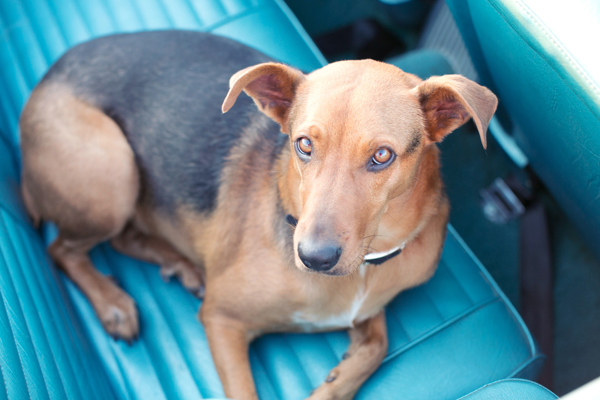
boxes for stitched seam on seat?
[0,299,30,399]
[0,235,11,400]
[251,345,282,400]
[0,218,33,400]
[0,201,40,238]
[16,226,81,399]
[321,331,344,361]
[387,305,411,343]
[16,9,52,66]
[0,3,49,83]
[0,293,16,399]
[40,240,115,400]
[88,0,119,33]
[447,226,536,356]
[420,288,445,321]
[0,301,33,400]
[0,30,29,117]
[456,378,557,400]
[382,297,499,363]
[204,4,270,32]
[507,354,546,379]
[3,216,65,399]
[205,0,228,18]
[31,234,101,399]
[141,263,206,399]
[0,214,49,399]
[123,0,147,30]
[45,0,80,47]
[100,338,134,400]
[487,0,600,117]
[0,352,8,400]
[98,0,120,33]
[439,258,477,305]
[179,0,204,27]
[69,0,96,38]
[154,0,175,27]
[270,0,327,67]
[283,334,314,391]
[513,0,600,98]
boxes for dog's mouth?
[287,215,374,276]
[297,262,349,276]
[293,241,370,277]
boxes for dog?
[20,30,497,400]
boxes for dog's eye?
[296,137,312,156]
[372,148,392,165]
[368,148,395,171]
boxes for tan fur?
[20,59,497,400]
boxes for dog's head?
[223,60,497,276]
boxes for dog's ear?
[222,62,305,133]
[410,75,497,149]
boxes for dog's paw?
[96,288,139,342]
[160,260,205,298]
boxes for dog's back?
[40,30,279,213]
[19,31,284,339]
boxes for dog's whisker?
[383,211,401,225]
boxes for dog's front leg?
[308,311,388,400]
[203,314,258,400]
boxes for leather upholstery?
[0,138,116,400]
[0,0,553,398]
[459,379,558,400]
[447,0,600,258]
[47,222,545,399]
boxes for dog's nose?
[298,242,342,272]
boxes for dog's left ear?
[410,75,498,149]
[222,62,305,133]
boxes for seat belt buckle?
[480,177,526,224]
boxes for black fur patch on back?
[44,31,280,213]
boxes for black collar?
[285,214,402,265]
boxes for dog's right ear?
[222,62,305,133]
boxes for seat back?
[447,0,600,258]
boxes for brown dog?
[20,31,496,399]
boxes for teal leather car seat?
[447,0,600,259]
[0,0,556,398]
[459,379,558,400]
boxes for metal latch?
[480,177,526,224]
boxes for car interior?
[0,0,598,398]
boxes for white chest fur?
[291,264,375,332]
